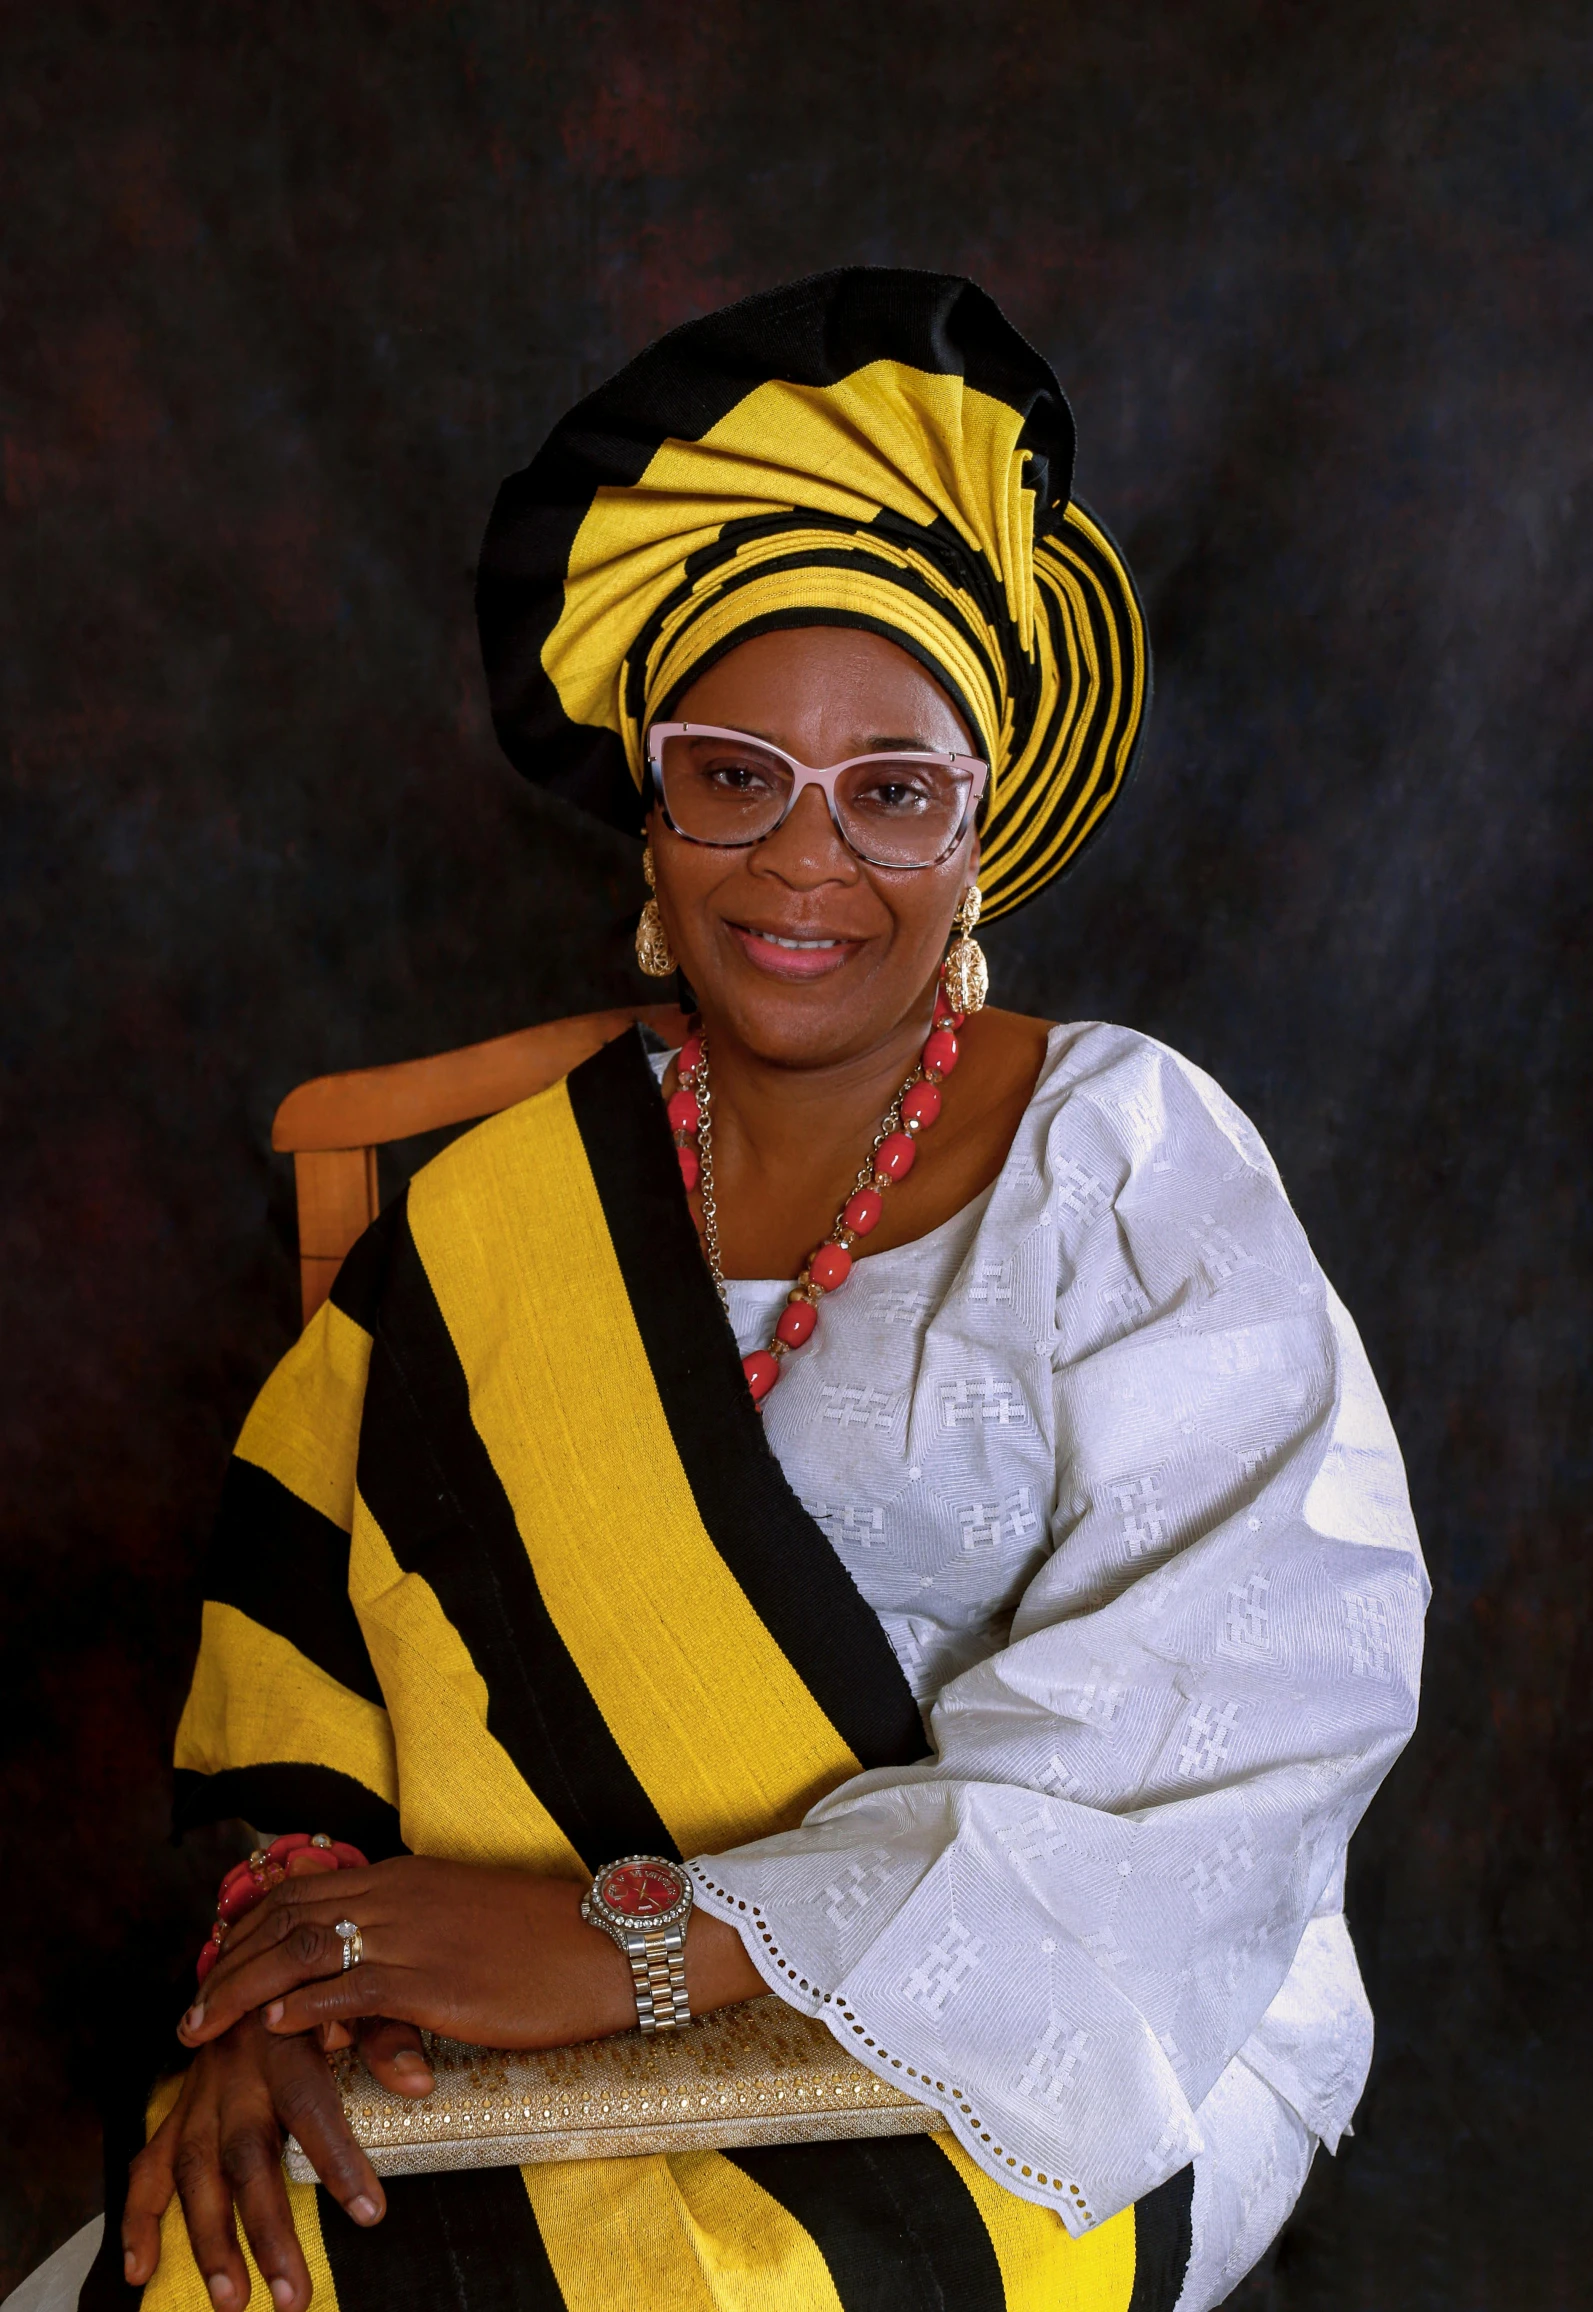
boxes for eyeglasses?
[646,722,988,871]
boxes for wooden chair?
[272,1005,689,1324]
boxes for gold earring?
[943,883,989,1016]
[635,843,677,978]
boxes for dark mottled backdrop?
[3,1,1589,2303]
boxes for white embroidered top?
[671,1023,1426,2255]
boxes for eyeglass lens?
[657,732,975,867]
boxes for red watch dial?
[599,1862,683,1919]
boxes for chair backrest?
[272,1004,689,1324]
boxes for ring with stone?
[334,1918,363,1970]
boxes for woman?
[104,270,1422,2312]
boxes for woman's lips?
[727,923,863,980]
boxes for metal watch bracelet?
[621,1925,692,2033]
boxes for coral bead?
[678,1032,704,1079]
[776,1300,817,1348]
[874,1131,918,1183]
[843,1187,884,1235]
[902,1080,942,1131]
[677,1144,700,1192]
[810,1241,853,1292]
[921,1028,959,1078]
[284,1848,339,1878]
[666,1086,700,1134]
[743,1350,781,1401]
[933,983,965,1029]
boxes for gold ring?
[334,1918,363,1970]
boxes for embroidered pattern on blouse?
[687,1861,1100,2227]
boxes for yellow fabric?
[235,1298,372,1530]
[981,520,1146,915]
[666,2154,846,2312]
[524,2151,844,2312]
[407,1080,863,1858]
[143,2180,335,2312]
[934,2136,1137,2311]
[174,1600,397,1804]
[351,1498,589,1876]
[642,545,1006,766]
[551,367,1035,764]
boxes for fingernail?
[265,2000,284,2025]
[183,2004,205,2033]
[349,2194,380,2225]
[123,2251,138,2278]
[271,2280,295,2310]
[391,2049,426,2072]
[207,2277,235,2308]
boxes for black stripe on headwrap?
[626,505,1013,749]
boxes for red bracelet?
[196,1831,368,1984]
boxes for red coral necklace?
[667,973,966,1404]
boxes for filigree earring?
[635,844,677,978]
[943,883,989,1016]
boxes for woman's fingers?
[182,1907,364,2045]
[356,2015,436,2097]
[217,1864,384,1967]
[263,2033,386,2230]
[122,2099,181,2288]
[171,2112,253,2311]
[261,1963,403,2038]
[219,2101,314,2312]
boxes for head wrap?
[477,268,1149,920]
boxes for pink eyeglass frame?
[645,721,989,869]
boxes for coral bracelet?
[195,1831,368,1984]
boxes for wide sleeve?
[172,1209,404,1855]
[688,1028,1427,2230]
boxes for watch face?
[598,1860,684,1920]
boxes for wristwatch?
[581,1855,694,2032]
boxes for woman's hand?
[123,2014,393,2311]
[177,1857,765,2054]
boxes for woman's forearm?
[684,1905,768,2017]
[179,1859,771,2057]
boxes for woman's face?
[648,626,979,1070]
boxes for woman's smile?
[725,920,864,977]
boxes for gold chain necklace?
[667,976,967,1405]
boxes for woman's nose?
[748,782,859,886]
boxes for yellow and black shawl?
[126,1031,1191,2311]
[477,268,1149,922]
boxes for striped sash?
[135,1030,1192,2312]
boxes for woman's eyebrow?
[866,734,944,752]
